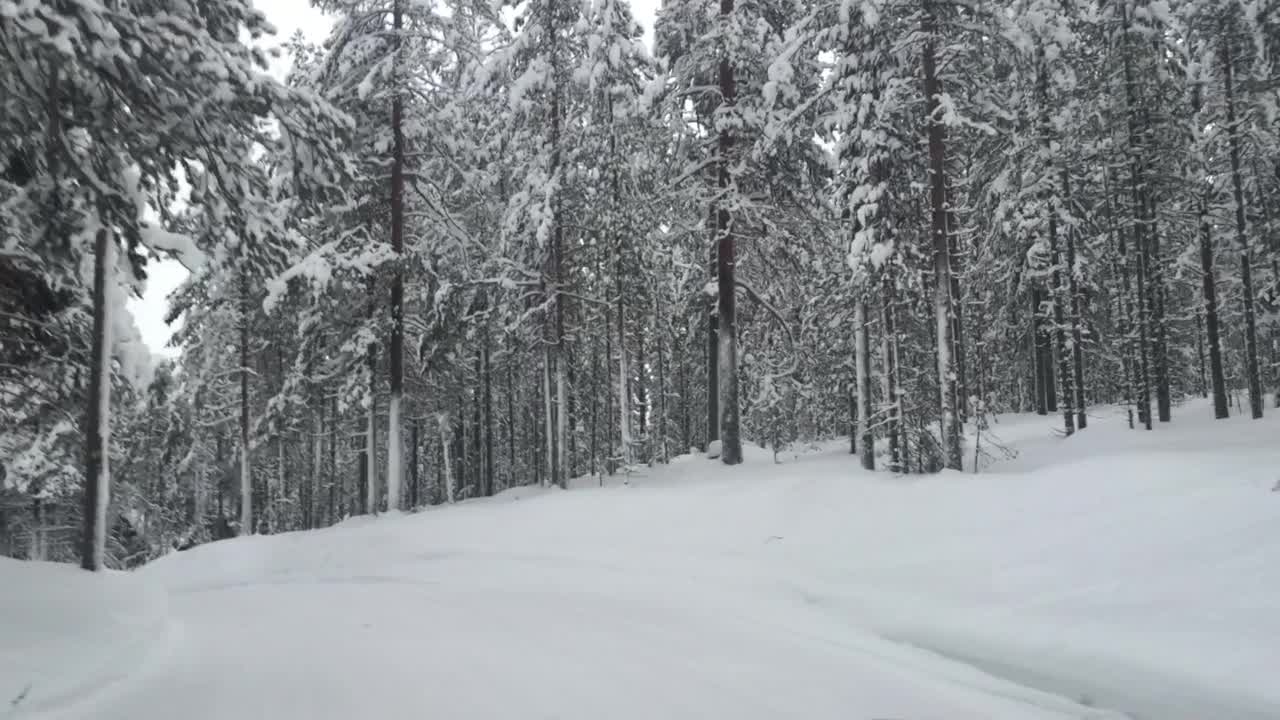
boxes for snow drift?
[0,557,167,714]
[6,399,1280,719]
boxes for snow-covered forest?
[3,0,1280,570]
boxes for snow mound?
[0,558,168,713]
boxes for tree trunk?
[716,0,742,465]
[946,186,966,422]
[1119,1,1153,430]
[329,394,337,523]
[1132,219,1153,430]
[238,272,254,533]
[439,413,455,503]
[410,419,420,507]
[923,0,961,470]
[471,351,483,495]
[1032,290,1047,415]
[1200,195,1230,418]
[483,332,494,496]
[854,297,874,471]
[542,343,555,487]
[637,318,648,438]
[655,292,668,463]
[1037,58,1074,436]
[1063,170,1087,429]
[882,273,902,471]
[617,246,630,467]
[81,229,113,571]
[1222,33,1263,419]
[506,359,516,487]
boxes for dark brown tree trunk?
[854,297,874,471]
[1119,1,1153,430]
[483,336,495,495]
[386,0,406,511]
[848,383,857,455]
[589,322,600,476]
[716,0,741,465]
[506,360,516,486]
[655,294,668,463]
[1200,195,1230,418]
[1032,290,1047,415]
[239,272,254,530]
[706,216,719,449]
[1222,32,1263,419]
[471,352,482,495]
[1147,189,1171,423]
[410,419,420,507]
[637,320,648,436]
[544,12,568,487]
[329,394,337,523]
[882,272,902,471]
[923,0,961,469]
[365,277,379,512]
[1063,171,1087,429]
[1037,59,1074,436]
[679,324,690,452]
[946,186,966,422]
[81,229,112,571]
[1132,219,1153,430]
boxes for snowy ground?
[6,398,1280,719]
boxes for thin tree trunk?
[1119,1,1153,430]
[848,383,857,455]
[680,321,691,452]
[1038,58,1073,436]
[238,271,254,533]
[439,413,455,503]
[1147,187,1171,423]
[81,229,113,571]
[637,318,648,438]
[1132,217,1153,430]
[483,332,494,496]
[1106,168,1137,428]
[946,186,966,422]
[366,357,378,513]
[1032,290,1047,415]
[854,297,874,471]
[329,393,337,523]
[655,292,668,463]
[1063,170,1087,429]
[384,0,405,512]
[923,0,961,470]
[506,359,516,487]
[410,419,420,508]
[716,0,742,466]
[1222,32,1263,419]
[616,255,629,467]
[882,273,902,471]
[471,351,482,495]
[589,322,600,476]
[1200,194,1230,418]
[542,343,555,487]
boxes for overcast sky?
[130,0,659,357]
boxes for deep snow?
[6,398,1280,719]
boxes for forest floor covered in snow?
[6,398,1280,720]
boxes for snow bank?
[0,558,168,714]
[23,398,1280,720]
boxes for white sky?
[131,0,660,357]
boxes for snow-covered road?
[9,401,1280,719]
[56,552,1101,720]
